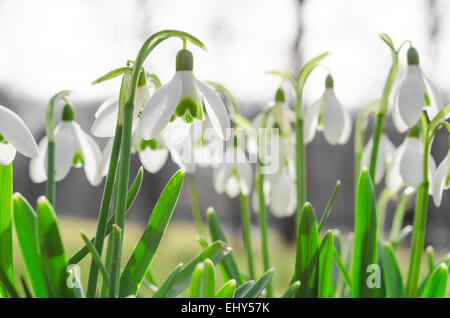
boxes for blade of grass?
[420,264,448,298]
[36,196,75,297]
[234,280,255,298]
[381,242,404,298]
[242,268,274,298]
[119,170,185,297]
[425,246,436,275]
[294,202,319,297]
[281,281,301,298]
[206,207,243,284]
[333,249,351,288]
[318,231,334,298]
[318,181,341,232]
[215,279,237,298]
[166,241,230,297]
[0,164,13,295]
[81,232,110,286]
[189,259,215,298]
[152,263,182,298]
[351,169,377,298]
[12,194,48,297]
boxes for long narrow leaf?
[318,181,341,232]
[13,194,48,297]
[189,259,215,298]
[36,196,74,298]
[421,264,448,298]
[234,280,255,298]
[0,164,13,296]
[242,268,274,298]
[318,231,334,298]
[215,279,237,298]
[152,263,182,298]
[351,169,378,298]
[381,243,404,298]
[119,170,185,297]
[281,281,301,298]
[80,232,110,286]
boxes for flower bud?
[275,88,285,103]
[176,49,194,72]
[407,47,420,66]
[325,74,334,89]
[138,69,147,87]
[62,103,75,121]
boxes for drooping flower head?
[139,48,230,147]
[304,74,352,145]
[0,104,39,165]
[432,137,450,207]
[392,47,442,132]
[386,125,436,194]
[30,104,102,186]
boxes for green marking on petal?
[72,152,85,167]
[0,133,8,144]
[140,139,160,151]
[170,114,177,122]
[176,97,198,118]
[184,113,194,124]
[424,92,430,106]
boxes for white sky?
[0,0,449,113]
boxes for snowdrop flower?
[361,134,395,184]
[139,49,230,147]
[30,104,102,186]
[432,148,449,207]
[91,71,150,137]
[392,47,443,132]
[0,104,39,165]
[304,74,352,145]
[213,144,252,198]
[386,128,436,194]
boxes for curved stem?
[239,193,255,280]
[45,90,72,206]
[187,173,205,237]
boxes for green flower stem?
[239,193,255,280]
[187,173,205,237]
[45,90,73,206]
[376,188,392,240]
[108,30,206,298]
[368,46,398,181]
[256,166,272,297]
[406,105,450,297]
[86,124,122,297]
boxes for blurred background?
[1,0,449,268]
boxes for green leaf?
[241,268,274,298]
[231,113,256,132]
[166,241,230,297]
[91,66,133,84]
[215,279,237,298]
[0,267,18,298]
[80,232,110,286]
[298,52,330,91]
[281,281,301,298]
[206,207,243,285]
[351,169,378,298]
[266,70,298,91]
[294,203,320,297]
[389,189,413,249]
[421,264,448,298]
[378,33,396,53]
[0,164,13,295]
[119,170,185,297]
[68,167,144,264]
[36,196,75,298]
[13,194,49,297]
[189,259,215,298]
[234,280,255,298]
[152,263,182,298]
[318,231,334,298]
[318,181,341,232]
[381,243,404,298]
[425,246,436,275]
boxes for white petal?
[195,79,230,140]
[29,137,48,183]
[304,98,322,144]
[0,104,39,158]
[397,66,425,128]
[432,154,449,207]
[236,162,253,196]
[399,138,423,188]
[213,163,233,194]
[322,91,351,145]
[0,142,16,165]
[134,84,150,110]
[138,147,168,174]
[169,143,196,174]
[140,73,182,140]
[225,175,240,198]
[392,90,409,133]
[91,98,119,137]
[159,117,192,147]
[361,135,395,184]
[269,174,297,218]
[50,122,75,181]
[72,123,102,186]
[386,142,407,193]
[422,70,443,121]
[96,138,114,182]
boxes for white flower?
[139,49,230,147]
[392,47,442,133]
[213,147,252,198]
[304,74,352,145]
[91,77,151,138]
[432,150,449,207]
[361,134,395,184]
[0,104,39,165]
[30,104,102,186]
[386,135,436,194]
